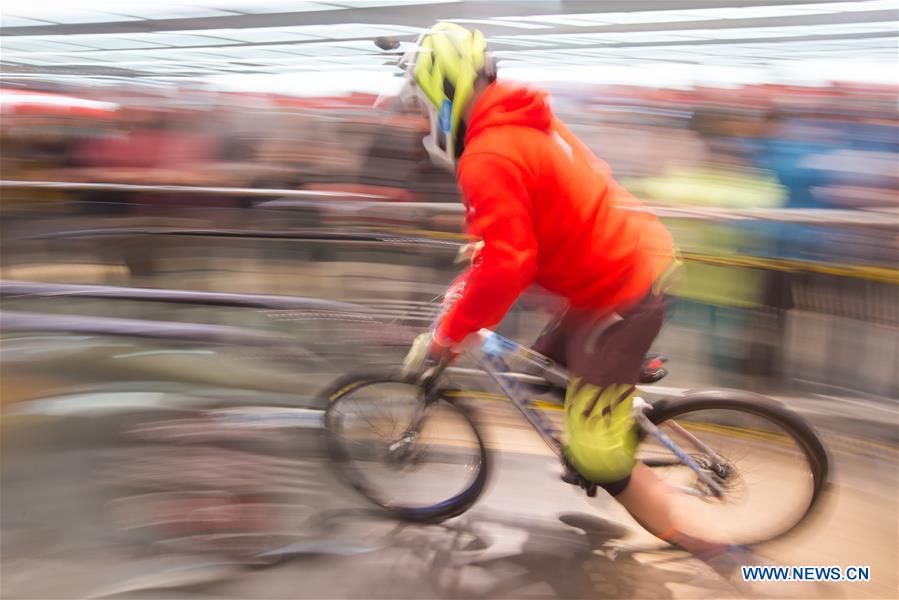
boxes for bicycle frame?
[446,328,726,497]
[450,329,569,457]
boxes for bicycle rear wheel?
[323,372,489,523]
[640,390,830,546]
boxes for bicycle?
[322,327,830,546]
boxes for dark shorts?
[533,292,668,495]
[533,292,668,387]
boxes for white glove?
[401,332,433,379]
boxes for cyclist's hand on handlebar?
[429,331,461,364]
[432,329,482,359]
[402,331,467,379]
[402,332,432,378]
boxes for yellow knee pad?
[563,379,639,484]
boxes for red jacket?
[437,81,674,343]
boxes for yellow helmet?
[397,22,496,169]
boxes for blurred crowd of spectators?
[4,80,895,284]
[1,80,896,396]
[0,88,443,205]
[3,81,895,210]
[3,81,896,277]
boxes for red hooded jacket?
[437,81,675,344]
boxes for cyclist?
[399,22,740,561]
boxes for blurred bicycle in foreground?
[324,325,830,546]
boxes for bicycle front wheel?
[639,390,831,546]
[323,372,489,523]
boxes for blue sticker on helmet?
[439,99,452,133]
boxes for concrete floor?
[1,399,896,600]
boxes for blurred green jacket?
[624,165,786,308]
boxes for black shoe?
[561,464,580,485]
[560,456,597,497]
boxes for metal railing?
[2,179,897,226]
[0,280,370,312]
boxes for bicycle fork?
[632,398,726,498]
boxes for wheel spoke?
[325,377,487,522]
[639,402,827,545]
[662,420,725,463]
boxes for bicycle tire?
[322,371,489,523]
[643,389,831,544]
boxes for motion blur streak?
[1,1,896,599]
